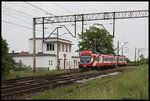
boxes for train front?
[79,51,94,70]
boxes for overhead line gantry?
[32,9,148,72]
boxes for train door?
[93,56,98,66]
[99,56,102,63]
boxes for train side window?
[104,57,106,61]
[113,58,115,61]
[95,57,98,62]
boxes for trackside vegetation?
[4,68,80,80]
[32,64,148,100]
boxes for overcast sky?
[2,1,149,61]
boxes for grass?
[4,69,79,80]
[31,64,149,100]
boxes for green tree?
[1,37,14,79]
[126,58,130,63]
[77,26,115,54]
[139,54,148,64]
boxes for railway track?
[1,67,129,100]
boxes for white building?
[10,37,79,70]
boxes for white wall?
[29,39,43,54]
[12,56,56,70]
[15,37,79,70]
[12,55,79,70]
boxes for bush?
[2,38,14,79]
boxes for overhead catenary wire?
[2,6,34,17]
[2,20,48,33]
[9,2,42,13]
[3,12,32,25]
[52,3,74,14]
[24,2,54,16]
[2,20,33,30]
[2,8,32,19]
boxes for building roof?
[9,53,56,57]
[29,37,71,42]
[19,51,29,55]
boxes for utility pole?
[117,40,119,67]
[56,27,62,71]
[113,12,115,38]
[137,48,140,65]
[57,27,59,71]
[42,17,44,53]
[74,15,76,38]
[119,42,128,56]
[33,18,36,73]
[82,14,84,39]
[135,48,137,66]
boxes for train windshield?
[80,53,92,64]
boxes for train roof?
[81,51,127,58]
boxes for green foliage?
[77,26,115,54]
[1,37,33,80]
[12,60,31,72]
[1,37,14,79]
[126,58,130,63]
[137,54,148,65]
[4,68,74,80]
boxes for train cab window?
[120,58,122,61]
[99,57,101,62]
[80,53,92,64]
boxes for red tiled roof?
[19,51,29,55]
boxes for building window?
[66,45,68,52]
[62,44,64,52]
[69,45,71,52]
[47,43,54,51]
[76,61,78,67]
[51,60,53,65]
[49,60,53,65]
[47,44,49,51]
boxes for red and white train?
[79,51,127,70]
